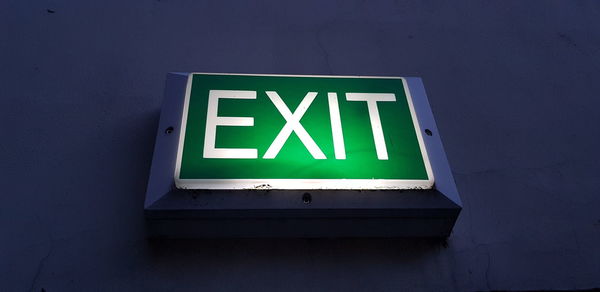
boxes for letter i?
[328,93,346,159]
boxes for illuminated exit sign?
[146,73,461,238]
[174,73,433,190]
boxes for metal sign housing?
[144,73,462,238]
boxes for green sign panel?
[175,73,433,190]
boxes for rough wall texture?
[1,0,599,291]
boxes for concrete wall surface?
[1,0,599,291]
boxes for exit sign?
[174,73,433,190]
[146,73,462,238]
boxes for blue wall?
[2,1,599,291]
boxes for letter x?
[263,91,326,159]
